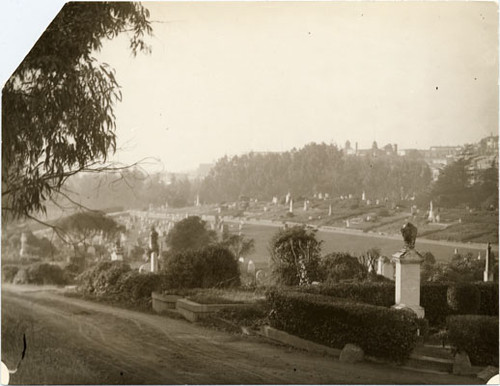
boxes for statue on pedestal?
[401,222,417,250]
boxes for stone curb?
[258,326,457,375]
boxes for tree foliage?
[165,216,217,254]
[319,252,365,283]
[200,142,431,202]
[219,232,255,258]
[2,2,152,220]
[56,210,124,246]
[429,155,498,209]
[269,226,322,286]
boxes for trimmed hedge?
[475,282,499,316]
[447,283,480,315]
[299,282,498,327]
[298,282,394,307]
[267,289,418,363]
[447,315,499,366]
[420,283,450,327]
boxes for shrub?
[198,245,240,288]
[163,245,240,289]
[319,253,365,283]
[269,226,322,286]
[115,271,163,300]
[447,283,480,315]
[2,265,19,283]
[77,261,131,296]
[447,315,498,366]
[25,263,67,285]
[267,289,418,363]
[162,250,200,289]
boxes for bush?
[77,261,131,296]
[447,283,480,314]
[163,245,240,289]
[115,271,163,300]
[447,315,498,366]
[319,253,365,283]
[267,289,418,363]
[269,226,322,286]
[25,263,67,285]
[2,265,19,283]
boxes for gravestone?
[377,256,394,280]
[20,232,27,257]
[149,226,159,273]
[361,191,366,201]
[428,201,436,222]
[391,222,424,318]
[247,260,256,275]
[453,351,473,375]
[285,192,291,205]
[289,199,293,213]
[328,204,332,216]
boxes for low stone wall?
[151,292,182,313]
[176,298,251,322]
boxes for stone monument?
[20,232,28,257]
[428,201,436,222]
[289,199,293,213]
[149,226,159,273]
[391,222,425,318]
[483,242,494,282]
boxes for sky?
[1,1,499,173]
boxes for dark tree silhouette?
[2,2,152,220]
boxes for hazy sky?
[2,1,499,173]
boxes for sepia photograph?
[1,1,499,384]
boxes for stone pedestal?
[392,248,424,318]
[151,252,159,273]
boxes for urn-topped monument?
[392,222,425,318]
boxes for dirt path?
[1,285,481,384]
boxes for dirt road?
[1,285,481,384]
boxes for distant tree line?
[199,142,432,203]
